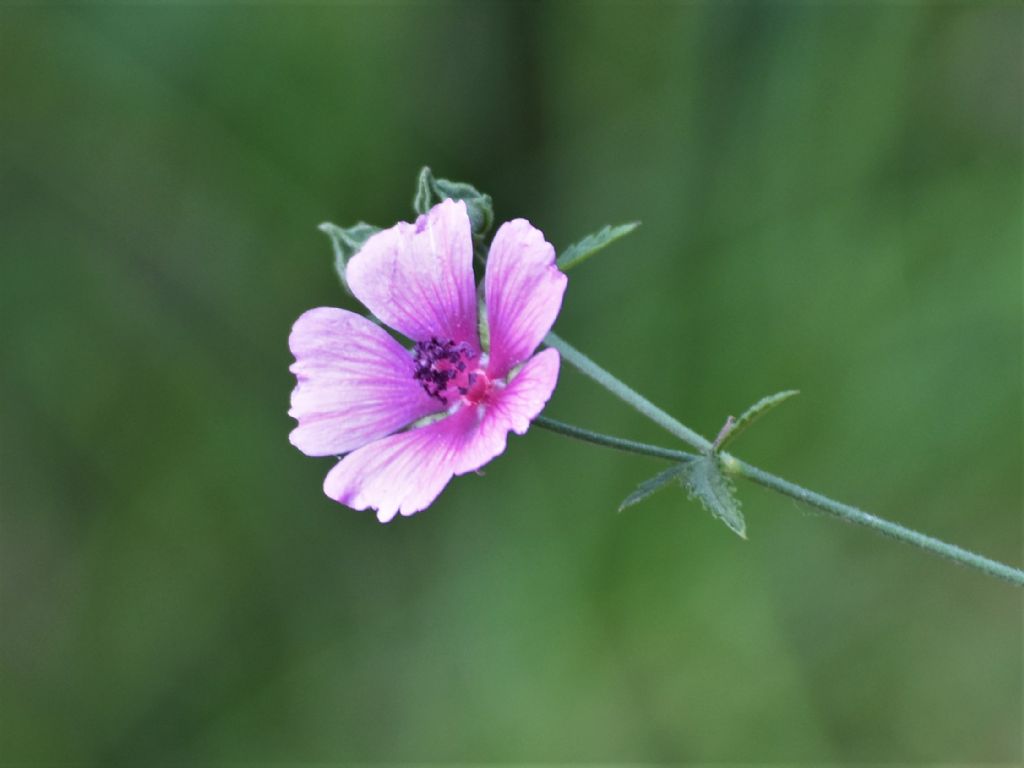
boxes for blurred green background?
[2,2,1021,764]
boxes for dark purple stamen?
[412,337,477,404]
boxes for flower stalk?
[544,331,711,452]
[539,338,1024,588]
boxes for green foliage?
[618,463,688,512]
[614,454,745,536]
[683,456,747,539]
[619,455,744,539]
[556,222,641,271]
[414,166,494,239]
[319,221,380,295]
[714,390,800,452]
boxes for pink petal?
[288,307,440,457]
[483,347,561,437]
[484,219,567,379]
[346,199,479,347]
[323,347,561,522]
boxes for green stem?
[544,332,712,452]
[541,336,1024,588]
[534,415,698,464]
[733,458,1024,586]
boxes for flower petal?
[484,219,567,379]
[288,307,440,456]
[483,347,561,437]
[323,347,561,522]
[346,198,479,347]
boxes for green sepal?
[682,456,747,538]
[476,282,490,353]
[413,166,494,238]
[714,390,800,452]
[618,463,688,512]
[556,222,640,272]
[413,167,434,217]
[319,221,380,295]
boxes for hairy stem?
[544,332,711,452]
[541,336,1024,588]
[732,458,1024,586]
[533,415,697,464]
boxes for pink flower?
[288,199,568,522]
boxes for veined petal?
[346,199,479,347]
[288,307,439,456]
[323,347,561,522]
[484,347,561,436]
[484,219,567,379]
[323,406,478,524]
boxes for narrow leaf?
[556,222,641,272]
[319,221,380,295]
[413,166,434,216]
[715,390,800,452]
[682,456,746,538]
[618,463,688,512]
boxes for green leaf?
[714,389,800,452]
[618,456,745,537]
[682,456,746,538]
[618,463,688,512]
[412,166,494,238]
[319,221,380,295]
[556,221,641,272]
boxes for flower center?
[412,337,492,406]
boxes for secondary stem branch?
[533,415,697,464]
